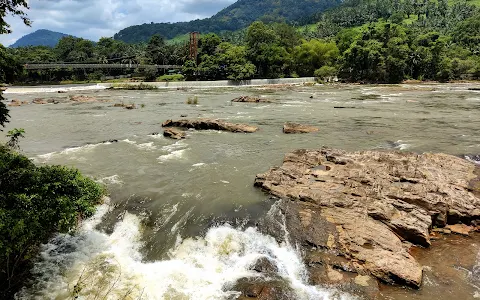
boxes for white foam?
[122,139,157,151]
[137,142,157,151]
[157,149,188,163]
[97,175,124,185]
[192,163,206,167]
[35,143,105,163]
[122,139,137,145]
[161,140,188,152]
[4,84,107,94]
[17,206,353,300]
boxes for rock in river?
[232,95,272,103]
[283,122,319,134]
[255,148,480,289]
[163,128,186,140]
[162,118,259,133]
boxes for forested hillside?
[4,0,480,84]
[113,0,341,43]
[10,29,71,48]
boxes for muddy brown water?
[3,83,480,299]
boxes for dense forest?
[1,0,480,84]
[113,0,341,42]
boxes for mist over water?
[4,83,480,299]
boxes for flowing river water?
[3,83,480,299]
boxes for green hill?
[10,29,72,48]
[114,0,341,43]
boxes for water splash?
[17,204,353,300]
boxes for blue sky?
[0,0,236,46]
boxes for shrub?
[112,83,158,90]
[157,74,185,82]
[6,128,25,150]
[0,91,9,131]
[0,146,106,298]
[186,96,198,105]
[314,66,338,81]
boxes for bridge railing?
[24,63,181,70]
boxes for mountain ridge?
[10,29,73,48]
[114,0,341,43]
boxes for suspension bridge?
[24,63,182,70]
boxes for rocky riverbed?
[3,83,480,299]
[253,148,480,298]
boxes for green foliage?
[186,96,199,105]
[112,83,158,90]
[246,21,293,78]
[6,128,25,150]
[113,0,342,43]
[0,93,9,131]
[294,39,340,76]
[314,66,338,80]
[0,146,105,297]
[55,36,95,62]
[0,0,30,34]
[157,74,185,82]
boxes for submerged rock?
[255,148,480,288]
[69,95,98,103]
[163,128,186,140]
[231,277,295,300]
[232,96,272,103]
[32,98,48,104]
[250,256,278,274]
[8,99,27,106]
[162,118,259,133]
[283,122,319,134]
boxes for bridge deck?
[24,64,181,70]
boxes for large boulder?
[255,148,480,288]
[232,96,272,103]
[162,118,259,133]
[283,122,319,134]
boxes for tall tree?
[1,0,31,130]
[0,0,30,34]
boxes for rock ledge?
[255,148,480,288]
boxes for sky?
[0,0,236,46]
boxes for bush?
[0,146,106,298]
[314,66,338,81]
[112,83,158,90]
[157,74,185,82]
[0,91,9,131]
[186,96,199,105]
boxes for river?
[3,83,480,299]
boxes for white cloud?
[0,0,235,46]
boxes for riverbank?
[3,78,316,94]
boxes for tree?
[0,0,30,34]
[216,42,256,80]
[246,21,291,78]
[145,34,166,64]
[1,0,32,130]
[293,39,339,76]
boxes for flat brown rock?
[69,95,98,103]
[255,148,480,288]
[32,98,48,104]
[232,96,272,103]
[162,118,258,133]
[283,122,319,134]
[163,128,186,140]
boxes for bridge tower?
[189,32,199,63]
